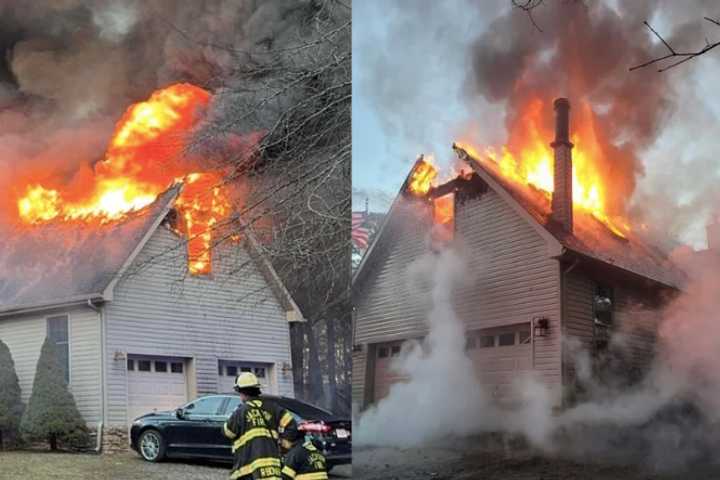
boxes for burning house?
[0,84,303,451]
[352,98,685,412]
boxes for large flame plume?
[14,83,232,275]
[457,97,629,237]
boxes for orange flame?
[433,193,454,227]
[408,157,438,196]
[457,98,628,238]
[15,83,237,275]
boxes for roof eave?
[0,294,105,318]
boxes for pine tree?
[0,340,23,449]
[20,337,89,450]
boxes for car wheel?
[138,429,166,462]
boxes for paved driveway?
[0,451,351,479]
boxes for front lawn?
[0,451,351,479]
[0,451,228,480]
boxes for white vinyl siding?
[0,307,102,425]
[104,225,294,427]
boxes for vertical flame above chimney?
[550,98,574,232]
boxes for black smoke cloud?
[0,0,317,221]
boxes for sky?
[352,0,720,249]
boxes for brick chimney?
[550,98,574,232]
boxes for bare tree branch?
[630,17,720,72]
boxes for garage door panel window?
[127,359,135,371]
[138,360,151,372]
[155,361,168,372]
[498,333,516,347]
[171,362,183,373]
[226,366,238,377]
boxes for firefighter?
[280,424,329,480]
[223,372,297,480]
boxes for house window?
[171,362,184,374]
[226,366,238,377]
[47,316,69,384]
[138,360,151,372]
[254,367,266,378]
[479,335,495,348]
[594,285,614,350]
[127,359,135,371]
[155,361,167,373]
[498,333,516,346]
[378,347,389,358]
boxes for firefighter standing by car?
[223,372,297,480]
[279,424,329,480]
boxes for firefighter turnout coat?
[223,398,297,479]
[281,441,329,480]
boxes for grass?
[0,451,228,480]
[0,450,351,479]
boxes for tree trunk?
[290,322,305,400]
[305,322,324,406]
[49,434,57,451]
[326,316,338,413]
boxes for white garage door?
[218,361,274,394]
[466,324,532,403]
[127,356,188,423]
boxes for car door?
[166,395,228,458]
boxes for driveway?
[0,451,351,479]
[353,441,720,480]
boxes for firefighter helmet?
[235,371,261,390]
[280,423,304,443]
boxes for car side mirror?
[175,408,185,419]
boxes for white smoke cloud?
[356,248,500,446]
[356,238,720,470]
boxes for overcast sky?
[352,0,720,249]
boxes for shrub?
[20,337,89,450]
[0,340,23,449]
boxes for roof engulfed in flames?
[14,83,234,275]
[456,98,628,238]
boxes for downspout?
[87,299,105,453]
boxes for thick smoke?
[0,0,316,223]
[357,239,720,470]
[356,247,499,446]
[464,1,676,218]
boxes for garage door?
[373,340,409,403]
[218,361,274,394]
[127,356,188,423]
[466,324,532,403]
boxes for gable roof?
[353,148,684,293]
[453,144,684,289]
[0,184,304,320]
[352,157,431,290]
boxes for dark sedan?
[129,394,351,469]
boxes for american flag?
[352,211,369,250]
